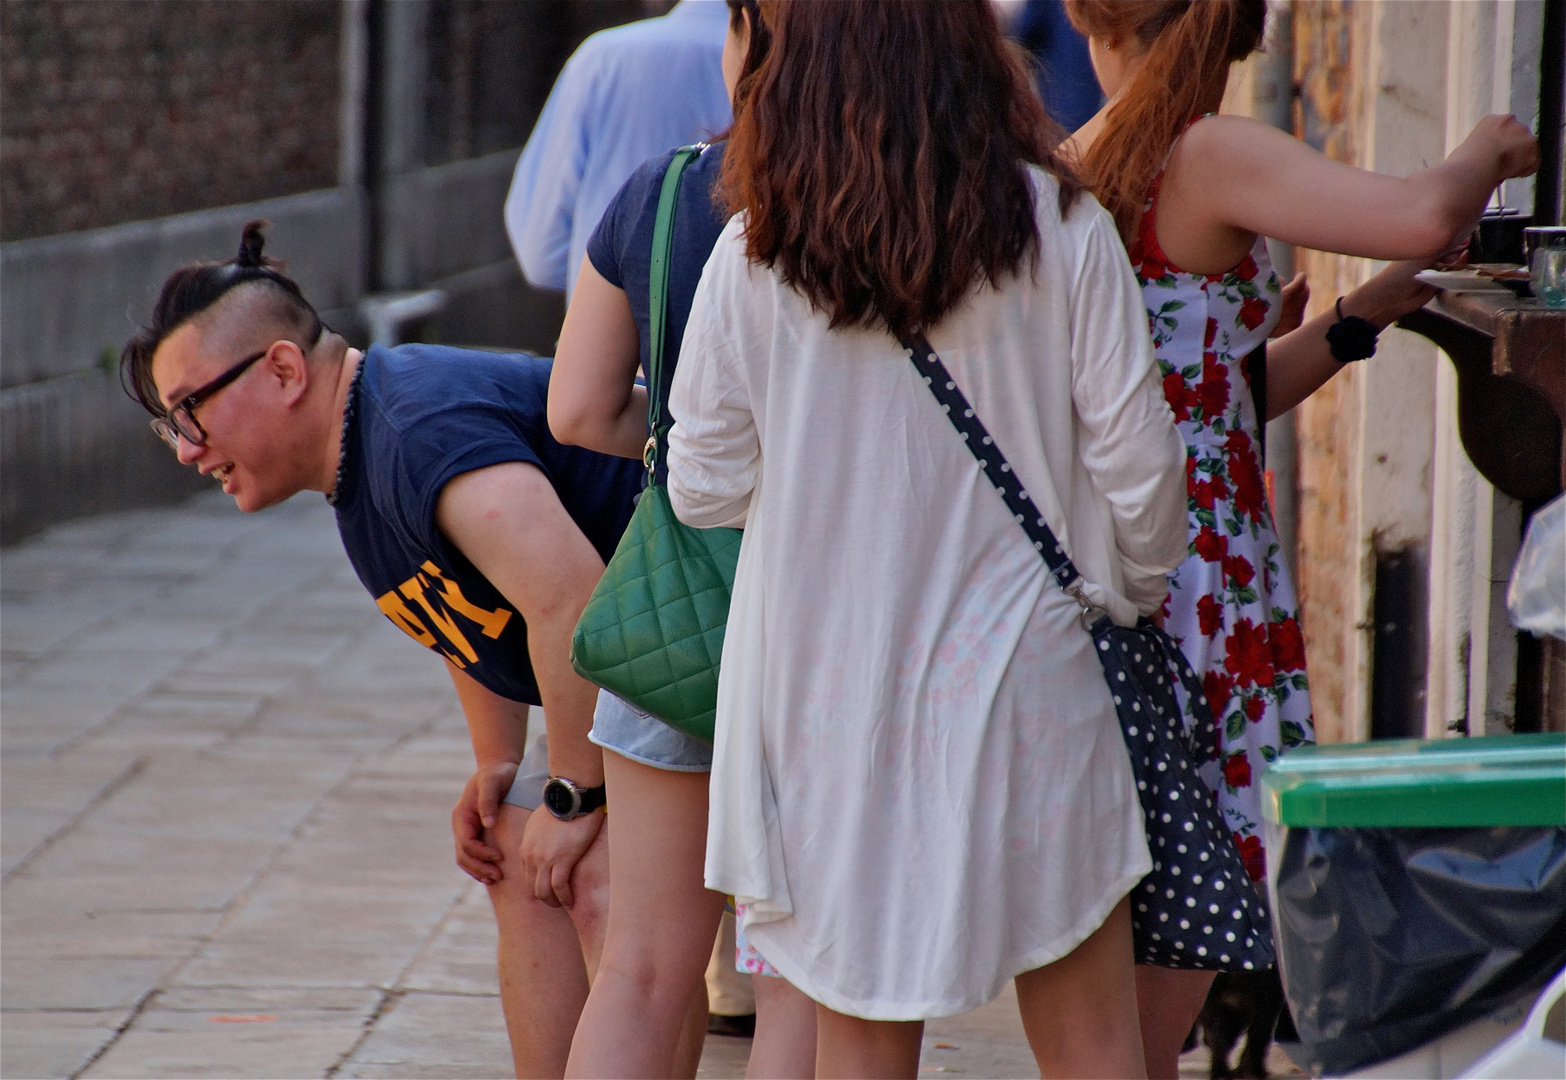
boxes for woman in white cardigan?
[667,2,1187,1075]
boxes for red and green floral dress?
[1130,170,1314,882]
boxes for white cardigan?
[668,171,1187,1018]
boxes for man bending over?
[120,222,642,1077]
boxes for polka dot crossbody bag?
[901,331,1275,972]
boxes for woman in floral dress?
[1062,0,1539,1074]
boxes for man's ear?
[266,339,311,407]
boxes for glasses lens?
[172,407,206,446]
[150,418,179,450]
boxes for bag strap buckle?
[1064,577,1110,631]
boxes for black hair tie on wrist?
[1326,295,1379,363]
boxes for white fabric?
[667,172,1189,1019]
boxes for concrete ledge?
[1,188,367,389]
[1,370,209,544]
[377,149,520,290]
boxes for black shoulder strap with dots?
[903,329,1222,765]
[900,330,1091,602]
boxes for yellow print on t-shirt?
[375,561,514,669]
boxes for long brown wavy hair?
[720,0,1080,340]
[1064,0,1266,241]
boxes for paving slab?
[338,990,511,1073]
[917,983,1037,1078]
[0,1008,135,1080]
[0,752,142,875]
[80,1023,368,1079]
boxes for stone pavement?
[2,489,1280,1079]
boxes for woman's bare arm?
[1262,257,1441,421]
[1158,113,1538,273]
[549,258,650,460]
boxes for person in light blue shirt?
[504,0,732,299]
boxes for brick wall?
[1,0,341,241]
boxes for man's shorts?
[501,730,550,810]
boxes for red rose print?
[1239,295,1269,330]
[1225,430,1267,522]
[1192,478,1223,511]
[1271,616,1307,672]
[1244,695,1266,722]
[1223,618,1274,689]
[1197,594,1224,637]
[1202,669,1235,717]
[1163,371,1194,422]
[1222,752,1252,789]
[1236,254,1259,282]
[1193,526,1228,563]
[1237,834,1265,881]
[1159,593,1173,625]
[1197,352,1230,418]
[1221,554,1255,589]
[1204,318,1218,349]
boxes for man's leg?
[487,800,609,1078]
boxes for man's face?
[150,322,304,513]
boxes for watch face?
[543,779,578,818]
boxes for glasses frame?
[149,347,269,450]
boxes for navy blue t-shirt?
[585,142,730,480]
[334,344,643,705]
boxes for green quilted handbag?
[569,144,740,744]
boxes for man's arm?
[435,461,608,907]
[446,660,528,886]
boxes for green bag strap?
[645,142,706,474]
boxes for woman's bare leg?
[1135,965,1215,1079]
[814,1009,923,1080]
[749,973,818,1079]
[1014,895,1146,1079]
[565,753,727,1078]
[486,801,608,1078]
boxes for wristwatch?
[542,776,607,821]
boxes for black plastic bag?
[1270,825,1566,1075]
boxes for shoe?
[707,1012,756,1038]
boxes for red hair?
[721,0,1080,340]
[1064,0,1266,240]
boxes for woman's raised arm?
[1158,113,1538,269]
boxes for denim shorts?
[589,688,712,772]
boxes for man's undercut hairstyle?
[120,220,325,416]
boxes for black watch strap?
[1326,295,1379,363]
[576,783,606,814]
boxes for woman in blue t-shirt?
[549,3,816,1077]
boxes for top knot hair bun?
[236,219,270,268]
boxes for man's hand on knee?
[453,761,520,885]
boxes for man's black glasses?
[149,348,268,450]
